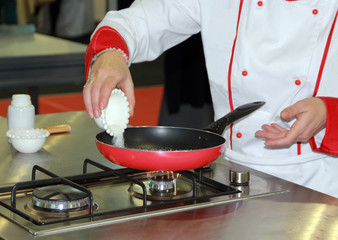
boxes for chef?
[83,0,338,198]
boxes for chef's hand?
[82,51,135,118]
[255,97,327,147]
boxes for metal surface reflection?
[0,111,336,240]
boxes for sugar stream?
[108,125,125,148]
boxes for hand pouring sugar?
[94,89,130,148]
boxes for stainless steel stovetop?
[0,158,289,237]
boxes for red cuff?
[310,97,338,155]
[85,26,129,80]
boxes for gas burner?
[32,184,90,211]
[24,184,98,220]
[148,171,181,193]
[129,171,193,201]
[149,179,176,192]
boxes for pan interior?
[96,127,225,151]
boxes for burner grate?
[0,159,239,228]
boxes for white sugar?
[108,125,125,148]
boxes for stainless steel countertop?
[0,33,86,58]
[0,111,337,240]
[0,112,115,185]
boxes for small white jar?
[7,94,35,130]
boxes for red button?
[242,71,248,76]
[236,133,242,138]
[295,79,302,86]
[257,1,263,7]
[312,9,318,15]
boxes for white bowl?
[94,89,130,136]
[6,128,50,153]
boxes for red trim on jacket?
[84,26,129,80]
[228,0,244,149]
[312,11,338,97]
[309,97,338,155]
[297,143,301,155]
[308,11,338,155]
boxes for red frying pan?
[96,101,265,171]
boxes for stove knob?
[229,170,250,186]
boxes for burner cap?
[149,179,176,192]
[32,184,89,211]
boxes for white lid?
[11,94,32,107]
[94,89,130,136]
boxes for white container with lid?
[7,94,35,130]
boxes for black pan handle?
[203,101,265,135]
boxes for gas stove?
[0,158,289,237]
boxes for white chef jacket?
[88,0,338,197]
